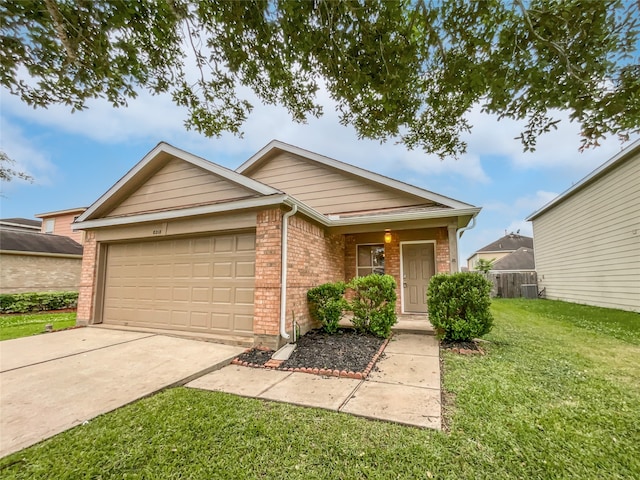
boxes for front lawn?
[0,312,77,341]
[1,299,638,478]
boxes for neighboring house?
[491,247,535,272]
[73,140,480,348]
[467,233,534,271]
[527,138,640,313]
[0,227,83,294]
[36,207,87,244]
[0,218,41,233]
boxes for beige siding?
[0,253,82,293]
[467,251,511,271]
[246,152,429,214]
[108,158,256,217]
[532,154,640,312]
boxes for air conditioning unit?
[520,284,538,299]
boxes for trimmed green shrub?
[427,272,493,341]
[347,274,397,338]
[0,291,79,314]
[307,281,347,334]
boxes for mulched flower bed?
[233,328,389,379]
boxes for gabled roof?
[474,233,533,255]
[76,142,282,224]
[527,138,640,221]
[237,140,476,210]
[74,140,480,231]
[0,230,83,256]
[492,247,535,271]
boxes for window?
[357,244,385,277]
[44,219,55,234]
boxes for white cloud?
[1,84,491,182]
[463,105,636,176]
[0,119,57,187]
[514,190,558,213]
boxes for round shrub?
[307,281,347,334]
[427,272,493,341]
[347,274,397,338]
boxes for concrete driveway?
[0,328,244,458]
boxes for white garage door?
[102,233,255,336]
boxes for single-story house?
[73,141,480,348]
[491,247,535,272]
[0,228,83,294]
[467,232,534,271]
[0,218,42,233]
[526,138,640,313]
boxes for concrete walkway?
[0,328,244,458]
[188,333,441,429]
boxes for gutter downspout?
[456,215,477,272]
[280,204,297,340]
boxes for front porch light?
[384,230,392,244]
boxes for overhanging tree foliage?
[2,0,638,164]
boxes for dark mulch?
[236,347,273,366]
[235,328,386,373]
[281,328,385,372]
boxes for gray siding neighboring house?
[526,139,640,313]
[0,228,83,294]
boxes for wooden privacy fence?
[487,272,538,298]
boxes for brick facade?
[344,227,451,314]
[254,208,345,349]
[0,253,81,294]
[76,231,98,325]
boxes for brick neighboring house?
[73,141,480,348]
[0,223,83,294]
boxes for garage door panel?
[235,288,254,304]
[236,262,255,278]
[236,234,256,251]
[214,237,233,252]
[103,233,255,336]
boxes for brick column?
[76,231,97,325]
[253,209,283,347]
[435,227,450,273]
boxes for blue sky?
[1,85,636,264]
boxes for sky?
[0,84,636,265]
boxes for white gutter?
[279,204,297,340]
[456,215,477,272]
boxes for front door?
[402,243,436,313]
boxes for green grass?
[1,299,638,478]
[0,312,76,341]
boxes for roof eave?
[76,142,281,224]
[73,194,288,230]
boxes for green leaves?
[1,0,638,157]
[427,272,494,341]
[307,281,347,334]
[347,273,397,338]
